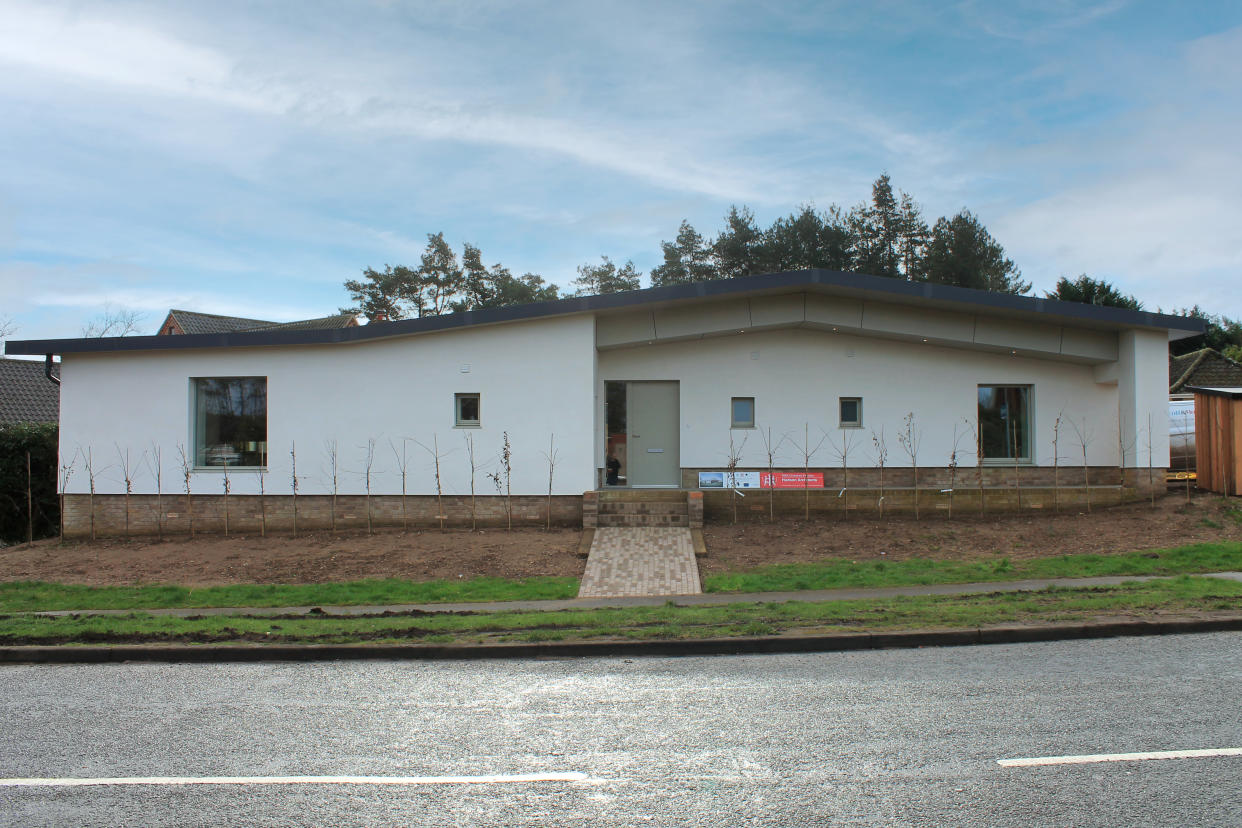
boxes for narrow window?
[731,396,755,428]
[455,393,481,427]
[839,397,863,428]
[977,385,1031,461]
[193,377,267,467]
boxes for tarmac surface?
[2,631,1240,826]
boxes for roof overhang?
[4,269,1205,357]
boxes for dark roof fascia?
[4,269,1206,356]
[1186,385,1242,400]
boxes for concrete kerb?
[2,616,1241,665]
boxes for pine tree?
[1046,275,1142,309]
[921,210,1030,294]
[650,221,716,286]
[570,256,642,296]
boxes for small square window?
[455,393,480,427]
[731,397,755,428]
[839,397,862,428]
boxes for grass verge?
[0,576,579,613]
[703,541,1242,594]
[3,577,1240,647]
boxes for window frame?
[730,396,756,429]
[977,384,1033,464]
[839,396,863,428]
[455,392,481,428]
[190,376,269,471]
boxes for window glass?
[194,377,267,467]
[456,393,481,426]
[731,397,755,428]
[978,385,1031,460]
[839,397,862,427]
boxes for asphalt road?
[2,633,1240,827]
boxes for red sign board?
[760,472,824,489]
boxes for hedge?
[0,423,58,543]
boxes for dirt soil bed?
[0,529,586,586]
[1,492,1239,587]
[699,492,1242,574]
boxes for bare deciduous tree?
[485,433,514,530]
[1051,411,1064,513]
[1069,418,1093,513]
[829,428,861,520]
[897,413,922,519]
[115,444,137,539]
[84,447,99,542]
[256,458,267,537]
[464,433,480,531]
[82,304,145,338]
[57,450,78,542]
[290,442,300,537]
[221,460,231,536]
[795,423,828,522]
[362,438,376,534]
[725,430,750,525]
[543,434,558,530]
[325,440,339,532]
[870,427,888,518]
[758,425,786,523]
[148,443,164,541]
[176,444,194,537]
[419,435,447,531]
[390,437,411,533]
[946,421,969,520]
[0,315,16,339]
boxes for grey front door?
[627,381,680,487]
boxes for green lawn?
[703,541,1242,594]
[3,577,1240,647]
[0,575,580,613]
[3,540,1240,613]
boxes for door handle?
[631,434,640,438]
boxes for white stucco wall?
[59,314,597,496]
[596,328,1131,470]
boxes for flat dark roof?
[5,269,1205,356]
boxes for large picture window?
[194,377,267,467]
[977,385,1031,462]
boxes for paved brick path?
[577,528,702,598]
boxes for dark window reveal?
[456,393,481,427]
[731,397,755,428]
[194,377,267,467]
[978,385,1031,461]
[839,397,862,428]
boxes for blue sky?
[2,0,1241,344]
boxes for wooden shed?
[1190,386,1242,496]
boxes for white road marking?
[0,772,595,787]
[998,748,1242,767]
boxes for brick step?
[596,514,690,527]
[598,502,689,515]
[597,489,687,502]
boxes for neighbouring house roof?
[246,314,360,332]
[0,357,59,425]
[160,310,277,336]
[158,310,358,336]
[8,269,1206,357]
[1169,348,1242,393]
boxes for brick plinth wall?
[61,494,583,539]
[700,484,1151,522]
